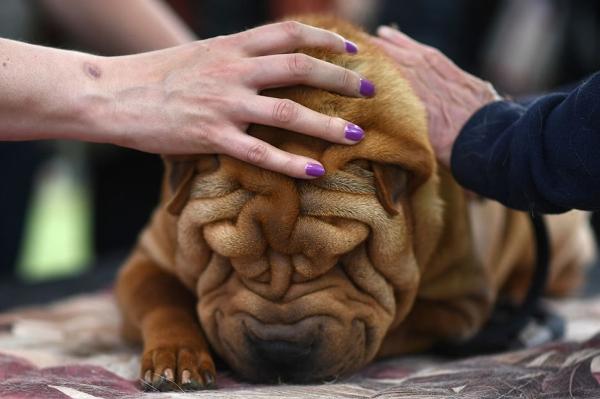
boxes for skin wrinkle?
[195,253,234,297]
[342,265,383,308]
[199,177,372,255]
[235,311,339,326]
[354,319,370,367]
[190,176,240,198]
[342,246,396,315]
[309,169,376,194]
[298,182,420,298]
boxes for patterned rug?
[0,293,599,398]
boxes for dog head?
[148,17,444,382]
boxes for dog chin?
[197,276,392,382]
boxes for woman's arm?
[39,0,195,53]
[0,38,97,142]
[0,22,371,178]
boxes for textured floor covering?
[0,292,599,398]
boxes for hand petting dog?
[373,26,500,169]
[0,21,372,179]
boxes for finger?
[375,34,466,82]
[238,95,366,145]
[246,53,374,98]
[376,26,429,51]
[226,21,358,57]
[222,130,326,179]
[371,37,423,68]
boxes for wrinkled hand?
[373,26,499,168]
[96,21,373,178]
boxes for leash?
[435,212,565,356]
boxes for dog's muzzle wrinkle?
[234,250,295,301]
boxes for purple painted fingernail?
[345,40,358,54]
[360,78,376,97]
[345,123,364,141]
[305,163,325,177]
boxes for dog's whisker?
[138,377,159,392]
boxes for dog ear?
[372,163,408,216]
[163,156,197,216]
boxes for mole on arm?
[83,62,102,79]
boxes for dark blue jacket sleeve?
[450,72,600,214]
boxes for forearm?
[451,73,600,213]
[40,0,195,54]
[0,38,107,142]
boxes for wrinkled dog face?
[164,34,439,382]
[170,154,434,382]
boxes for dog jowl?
[115,17,593,391]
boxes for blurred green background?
[17,147,93,281]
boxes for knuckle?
[325,116,340,134]
[423,47,441,63]
[339,68,354,89]
[280,21,304,41]
[245,142,269,164]
[287,53,313,77]
[272,99,299,124]
[225,96,244,116]
[194,125,211,142]
[182,121,212,147]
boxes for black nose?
[245,334,318,382]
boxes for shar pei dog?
[116,16,595,390]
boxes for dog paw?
[140,345,216,391]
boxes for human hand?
[373,26,500,169]
[92,21,374,178]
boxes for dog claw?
[181,369,191,385]
[203,370,216,388]
[163,368,174,382]
[143,370,152,384]
[140,346,216,391]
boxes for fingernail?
[360,78,376,97]
[345,123,364,141]
[345,40,358,54]
[305,163,325,177]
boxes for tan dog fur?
[115,16,595,390]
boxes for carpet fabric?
[0,293,599,398]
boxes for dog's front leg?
[116,250,216,391]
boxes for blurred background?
[1,0,599,308]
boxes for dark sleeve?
[450,72,600,214]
